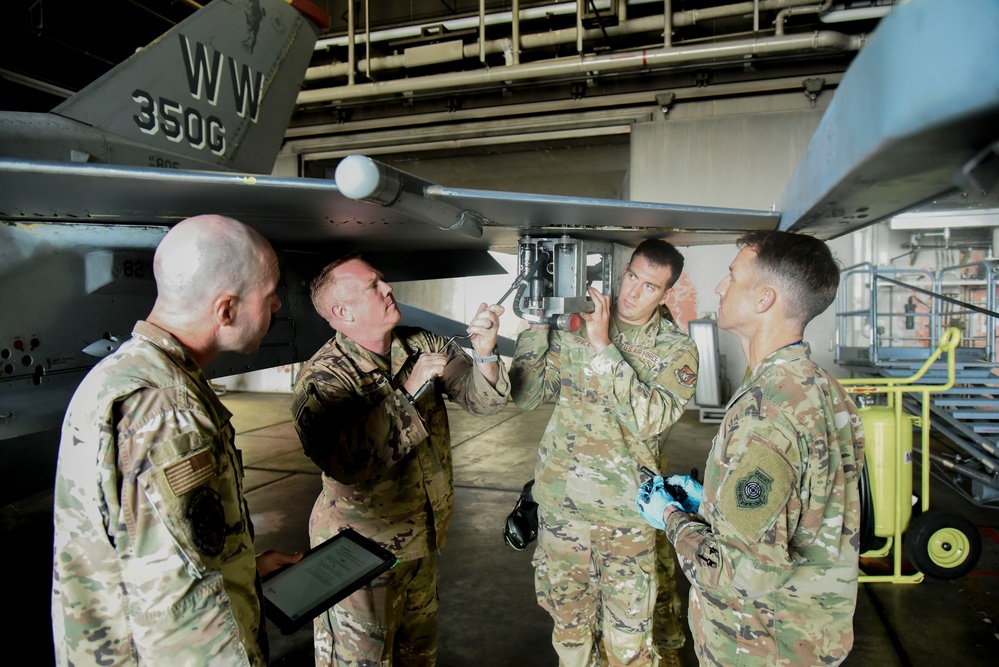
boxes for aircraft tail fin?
[51,0,327,174]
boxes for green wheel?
[903,510,981,580]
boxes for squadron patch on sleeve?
[718,434,795,544]
[735,468,773,509]
[674,365,697,388]
[186,487,226,556]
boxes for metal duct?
[298,30,862,105]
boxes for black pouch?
[503,480,539,551]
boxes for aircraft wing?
[422,184,778,250]
[0,157,779,259]
[779,0,999,237]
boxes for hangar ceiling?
[0,1,890,195]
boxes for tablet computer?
[262,528,397,635]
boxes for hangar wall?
[627,90,852,396]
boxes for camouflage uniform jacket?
[664,343,865,667]
[511,310,698,524]
[51,321,264,667]
[292,327,510,558]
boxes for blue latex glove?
[666,475,703,514]
[636,475,682,530]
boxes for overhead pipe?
[364,0,371,80]
[512,0,521,65]
[479,0,486,63]
[0,68,75,100]
[347,0,355,85]
[312,0,823,50]
[776,0,833,36]
[820,3,894,23]
[298,30,862,106]
[664,0,672,47]
[314,0,615,49]
[305,0,835,83]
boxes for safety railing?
[936,260,997,362]
[837,260,998,366]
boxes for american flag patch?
[164,450,214,497]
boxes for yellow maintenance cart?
[841,327,983,583]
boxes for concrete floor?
[7,391,999,666]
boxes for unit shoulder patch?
[674,364,697,388]
[186,487,226,556]
[735,468,773,509]
[717,434,796,544]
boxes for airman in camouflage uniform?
[51,215,297,666]
[291,256,510,667]
[511,240,698,666]
[637,231,865,667]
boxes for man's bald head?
[152,215,273,323]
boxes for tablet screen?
[262,529,396,633]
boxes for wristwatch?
[471,348,499,364]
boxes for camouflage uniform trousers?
[314,553,438,667]
[534,510,660,666]
[653,530,685,652]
